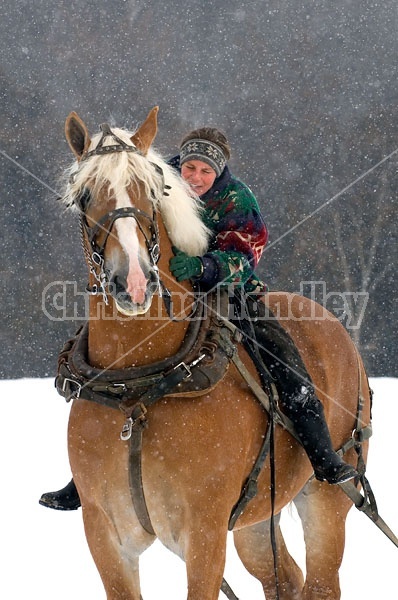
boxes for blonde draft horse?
[64,107,371,600]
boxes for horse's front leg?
[81,499,153,600]
[69,401,154,600]
[183,510,230,600]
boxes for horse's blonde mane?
[63,127,210,256]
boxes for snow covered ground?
[1,377,397,598]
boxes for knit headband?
[179,139,227,177]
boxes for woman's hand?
[169,248,203,281]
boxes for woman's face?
[181,160,217,196]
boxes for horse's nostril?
[113,275,127,291]
[110,275,130,299]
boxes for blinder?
[74,187,91,212]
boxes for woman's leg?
[246,300,357,484]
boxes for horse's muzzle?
[109,270,159,316]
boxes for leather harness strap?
[126,360,204,536]
[129,425,154,534]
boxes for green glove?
[169,249,203,281]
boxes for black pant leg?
[246,302,314,415]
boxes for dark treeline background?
[1,0,397,378]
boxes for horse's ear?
[131,106,159,155]
[65,112,91,159]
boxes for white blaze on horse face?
[115,191,148,305]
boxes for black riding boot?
[286,390,357,484]
[39,479,81,510]
[243,298,357,485]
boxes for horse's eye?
[74,188,91,212]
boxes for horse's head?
[64,108,209,317]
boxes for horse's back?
[265,291,371,442]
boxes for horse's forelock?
[62,128,210,256]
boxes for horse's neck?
[87,314,189,370]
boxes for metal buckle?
[174,361,193,379]
[91,252,103,267]
[150,243,160,264]
[120,403,148,441]
[120,418,134,441]
[173,354,206,380]
[108,382,128,394]
[62,377,82,400]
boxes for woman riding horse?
[40,124,356,511]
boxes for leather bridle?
[72,123,192,319]
[70,123,164,306]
